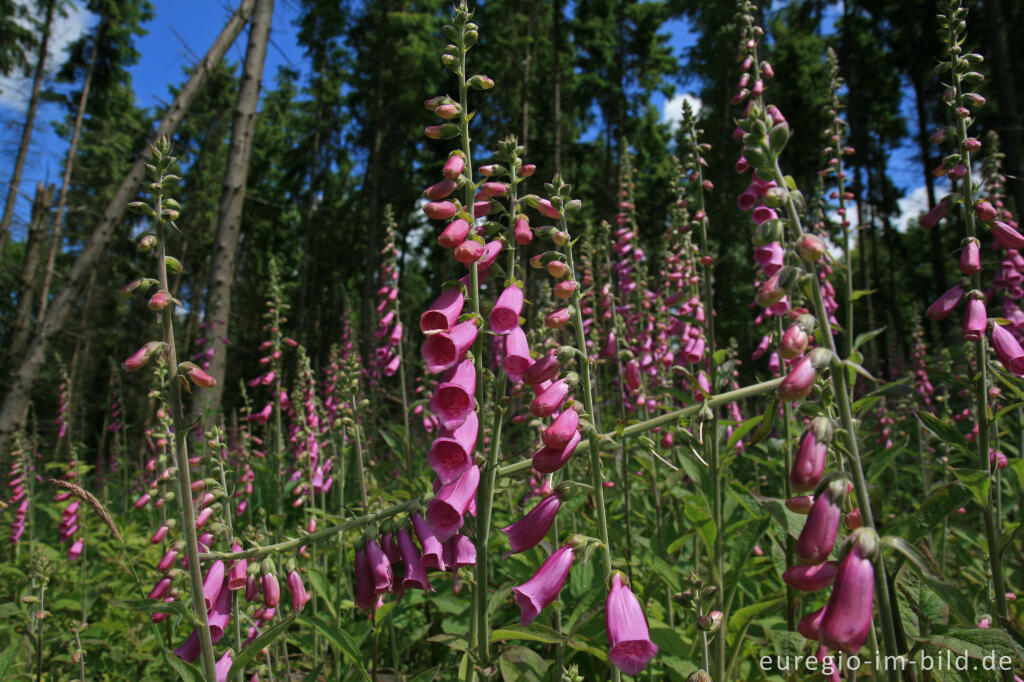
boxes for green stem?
[154,186,218,682]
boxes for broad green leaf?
[490,624,564,645]
[306,568,336,619]
[916,626,1019,662]
[0,641,19,679]
[567,635,607,661]
[918,413,969,454]
[165,655,204,682]
[726,414,762,450]
[951,468,991,508]
[850,289,877,301]
[853,326,886,351]
[500,645,548,681]
[406,667,441,682]
[882,536,974,623]
[297,614,370,679]
[900,483,972,544]
[228,613,297,679]
[727,596,785,645]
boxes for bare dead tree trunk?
[0,0,257,458]
[520,17,532,152]
[8,183,54,363]
[0,0,55,263]
[202,0,274,418]
[37,19,103,321]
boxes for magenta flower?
[993,221,1024,250]
[530,379,569,418]
[421,287,465,334]
[513,545,574,625]
[990,323,1024,374]
[262,572,280,608]
[605,571,659,676]
[287,570,310,612]
[790,418,831,493]
[820,530,877,654]
[366,539,394,593]
[795,481,845,565]
[228,553,247,591]
[427,464,480,541]
[422,320,477,373]
[489,285,524,334]
[783,561,839,592]
[203,560,226,611]
[208,577,232,642]
[779,356,817,402]
[542,407,580,449]
[754,242,784,275]
[442,533,477,571]
[501,493,562,557]
[353,548,375,611]
[429,358,476,430]
[442,154,465,179]
[920,200,950,229]
[397,527,432,592]
[503,326,532,383]
[122,341,163,372]
[926,283,964,320]
[522,353,560,386]
[780,323,809,360]
[412,512,446,571]
[428,410,478,484]
[214,650,232,682]
[960,238,981,275]
[423,201,458,220]
[962,297,987,341]
[532,430,582,474]
[797,605,826,641]
[438,218,471,249]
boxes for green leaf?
[850,289,877,301]
[500,645,548,680]
[643,554,682,593]
[951,468,991,508]
[0,641,19,679]
[900,483,972,544]
[882,536,974,623]
[918,412,969,454]
[916,626,1019,662]
[114,599,201,626]
[852,326,886,351]
[306,568,336,619]
[489,624,564,645]
[297,614,370,680]
[727,596,785,644]
[166,655,204,682]
[406,667,441,682]
[726,414,763,450]
[228,612,297,679]
[749,395,778,447]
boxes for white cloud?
[894,184,932,232]
[662,92,702,131]
[0,0,92,111]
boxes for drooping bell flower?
[262,572,281,608]
[780,323,809,360]
[228,548,248,591]
[366,539,394,593]
[514,215,533,244]
[542,407,580,449]
[442,533,477,572]
[795,479,847,565]
[960,238,981,275]
[214,650,233,682]
[438,218,470,249]
[489,285,524,334]
[993,221,1024,250]
[531,379,569,418]
[605,571,659,676]
[522,353,560,386]
[783,561,839,592]
[754,242,784,275]
[148,577,172,600]
[422,320,478,374]
[501,493,562,557]
[820,528,877,654]
[397,528,432,592]
[420,287,465,333]
[779,356,817,402]
[624,360,641,391]
[354,549,375,611]
[203,560,226,611]
[287,570,310,612]
[992,321,1024,375]
[790,417,832,493]
[428,410,478,484]
[208,577,232,643]
[919,200,950,229]
[532,430,582,474]
[962,296,987,341]
[503,326,532,383]
[442,153,465,180]
[429,358,476,431]
[797,605,827,641]
[427,464,480,541]
[513,545,574,625]
[926,283,964,320]
[174,629,202,662]
[412,513,446,571]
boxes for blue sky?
[0,0,926,243]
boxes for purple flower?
[501,493,562,557]
[605,571,659,676]
[513,545,574,625]
[426,465,480,541]
[820,530,877,654]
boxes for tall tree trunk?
[8,182,54,363]
[552,0,562,175]
[520,17,532,152]
[38,19,103,321]
[983,0,1024,214]
[0,0,55,263]
[0,0,257,458]
[202,0,274,418]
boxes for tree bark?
[202,0,274,418]
[0,0,257,458]
[37,18,103,322]
[7,182,54,363]
[0,0,54,263]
